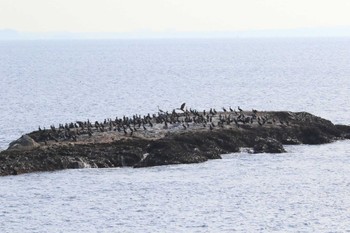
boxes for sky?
[1,0,350,36]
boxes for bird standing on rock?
[157,106,164,113]
[180,103,186,111]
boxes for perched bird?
[157,105,164,113]
[238,106,243,112]
[180,103,186,111]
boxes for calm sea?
[0,38,350,232]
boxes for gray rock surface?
[7,135,39,151]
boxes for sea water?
[0,38,350,232]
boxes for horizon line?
[1,26,350,40]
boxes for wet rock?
[282,137,301,145]
[253,137,286,153]
[335,125,350,139]
[66,158,91,169]
[134,138,212,167]
[299,126,332,144]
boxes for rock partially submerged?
[1,110,349,176]
[253,137,286,154]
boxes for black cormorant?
[180,103,186,111]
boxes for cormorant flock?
[34,103,289,145]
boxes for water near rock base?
[1,141,350,232]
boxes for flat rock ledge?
[1,111,350,176]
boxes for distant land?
[1,27,350,40]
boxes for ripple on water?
[0,140,350,232]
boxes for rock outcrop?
[1,110,349,176]
[7,135,40,151]
[253,137,286,153]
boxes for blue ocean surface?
[0,38,350,232]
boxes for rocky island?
[1,105,350,176]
